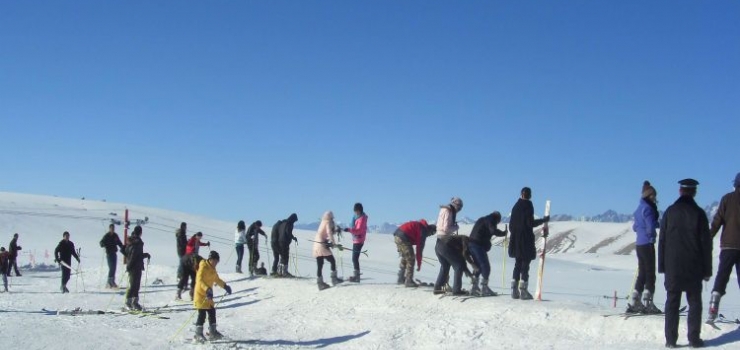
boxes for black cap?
[209,251,220,261]
[678,178,699,188]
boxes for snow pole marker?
[502,225,508,290]
[78,252,86,292]
[292,241,300,276]
[535,200,551,301]
[265,236,271,277]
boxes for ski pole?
[502,226,508,290]
[99,253,105,289]
[142,259,149,306]
[265,236,271,276]
[292,241,300,276]
[78,259,86,292]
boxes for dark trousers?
[352,243,364,271]
[712,249,740,295]
[468,242,490,280]
[316,256,337,277]
[665,288,702,345]
[106,253,117,279]
[126,269,142,299]
[177,253,184,280]
[9,257,20,276]
[271,241,280,273]
[178,267,196,291]
[634,244,656,294]
[235,244,244,268]
[434,239,465,293]
[279,244,290,266]
[196,308,216,326]
[512,257,532,282]
[248,242,260,270]
[61,263,72,287]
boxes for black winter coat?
[658,195,713,292]
[279,214,298,246]
[100,232,124,255]
[246,222,266,247]
[55,240,79,264]
[270,220,282,243]
[9,237,20,258]
[176,229,187,257]
[125,236,151,272]
[508,199,545,260]
[180,253,203,274]
[469,214,507,251]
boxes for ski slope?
[1,192,739,349]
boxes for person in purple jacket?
[628,180,662,314]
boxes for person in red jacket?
[394,219,436,287]
[186,232,210,256]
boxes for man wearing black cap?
[659,179,712,348]
[707,172,740,323]
[508,187,549,300]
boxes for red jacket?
[185,236,208,255]
[398,220,430,269]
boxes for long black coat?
[658,195,713,292]
[508,198,545,261]
[175,229,187,257]
[9,237,20,258]
[278,214,298,246]
[125,236,150,272]
[469,214,506,251]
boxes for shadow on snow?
[229,330,371,348]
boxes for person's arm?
[658,214,667,274]
[415,236,425,271]
[700,213,713,279]
[710,197,726,238]
[71,243,80,262]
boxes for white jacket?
[436,206,459,238]
[235,229,247,245]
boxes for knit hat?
[734,172,740,188]
[450,197,463,212]
[641,181,657,199]
[209,251,220,261]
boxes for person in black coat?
[246,220,266,275]
[176,222,188,280]
[276,214,298,277]
[508,187,549,300]
[0,247,9,292]
[176,253,203,300]
[8,233,22,276]
[99,224,124,288]
[54,231,80,293]
[468,212,507,296]
[658,179,712,348]
[125,225,151,311]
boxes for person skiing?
[627,181,661,314]
[234,221,247,273]
[99,223,125,288]
[246,220,266,275]
[508,187,549,300]
[193,250,232,342]
[54,231,80,293]
[707,172,740,323]
[393,219,436,287]
[271,213,298,277]
[186,232,210,256]
[433,197,467,294]
[468,211,508,296]
[176,222,187,280]
[0,247,9,292]
[124,225,151,311]
[659,179,712,348]
[343,203,368,283]
[312,211,343,290]
[8,233,22,276]
[177,253,203,301]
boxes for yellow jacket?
[193,260,226,309]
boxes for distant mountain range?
[294,201,721,234]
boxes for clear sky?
[1,1,738,225]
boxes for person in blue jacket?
[628,181,661,314]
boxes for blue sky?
[1,1,738,225]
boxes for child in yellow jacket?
[193,251,232,342]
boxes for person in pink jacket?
[312,211,343,290]
[343,203,368,282]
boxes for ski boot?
[189,289,194,301]
[349,269,360,283]
[481,279,497,296]
[317,276,331,291]
[331,271,343,285]
[132,297,143,311]
[707,291,721,323]
[236,265,242,274]
[280,264,294,278]
[452,288,470,296]
[176,288,183,300]
[470,277,481,296]
[511,280,520,299]
[626,290,645,314]
[125,298,134,310]
[404,276,418,288]
[642,290,662,314]
[518,281,533,300]
[207,324,224,341]
[396,268,405,285]
[193,325,206,343]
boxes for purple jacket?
[633,198,659,246]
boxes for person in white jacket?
[312,211,343,290]
[433,197,465,294]
[234,221,247,273]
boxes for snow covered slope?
[1,192,738,350]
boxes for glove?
[343,228,350,232]
[417,265,421,272]
[120,246,126,254]
[336,244,344,251]
[75,257,80,263]
[292,237,298,243]
[17,246,22,250]
[326,242,334,249]
[55,258,60,264]
[543,216,550,223]
[224,284,232,295]
[207,242,211,247]
[206,288,213,300]
[704,276,711,282]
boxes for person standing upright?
[100,223,125,288]
[707,172,740,323]
[124,225,151,311]
[246,220,266,275]
[659,179,712,348]
[0,247,10,292]
[186,232,210,256]
[313,211,343,290]
[508,187,549,300]
[628,181,661,314]
[344,203,367,282]
[8,233,22,276]
[54,231,80,293]
[176,222,187,280]
[234,220,247,273]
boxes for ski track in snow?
[1,192,740,349]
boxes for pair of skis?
[534,200,551,301]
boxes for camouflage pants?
[395,236,415,280]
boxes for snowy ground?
[1,192,739,349]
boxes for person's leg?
[645,244,657,295]
[316,257,324,277]
[686,287,703,345]
[664,290,681,346]
[434,240,451,291]
[107,253,117,286]
[194,309,207,340]
[352,243,363,271]
[712,249,737,296]
[235,244,244,271]
[634,245,647,294]
[271,242,280,274]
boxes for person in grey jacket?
[707,172,740,323]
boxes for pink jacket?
[312,211,336,258]
[348,214,368,244]
[436,205,459,238]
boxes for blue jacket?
[633,198,659,246]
